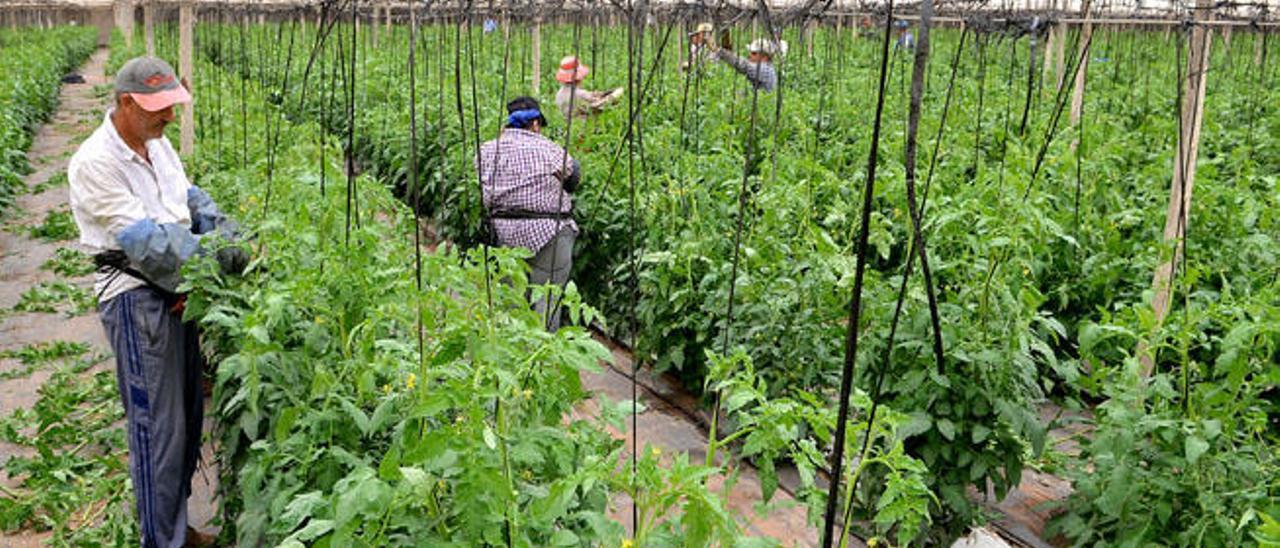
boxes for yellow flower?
[381,383,392,395]
[1022,265,1031,276]
[405,373,417,391]
[650,446,661,458]
[867,537,879,548]
[622,540,635,548]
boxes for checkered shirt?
[477,128,578,253]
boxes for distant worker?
[712,35,786,92]
[477,97,581,332]
[68,56,247,548]
[680,22,715,72]
[894,20,915,52]
[554,55,623,121]
[483,18,498,34]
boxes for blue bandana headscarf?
[508,108,543,129]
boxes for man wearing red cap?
[68,56,243,547]
[554,55,623,120]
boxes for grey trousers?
[528,227,576,332]
[100,288,204,548]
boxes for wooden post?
[1043,22,1056,83]
[117,0,135,49]
[144,0,154,55]
[385,0,391,33]
[1255,31,1264,66]
[1139,0,1213,377]
[1055,22,1067,89]
[179,1,194,157]
[806,18,817,58]
[531,18,541,95]
[1070,0,1093,124]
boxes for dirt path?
[0,47,218,544]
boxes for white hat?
[747,38,788,57]
[690,22,713,35]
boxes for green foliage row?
[0,26,96,216]
[190,19,1278,543]
[180,53,812,547]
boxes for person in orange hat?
[554,55,623,120]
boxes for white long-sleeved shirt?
[68,110,193,303]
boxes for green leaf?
[483,425,498,450]
[971,424,991,444]
[550,530,580,546]
[936,419,956,441]
[1184,435,1210,466]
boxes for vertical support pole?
[180,1,195,157]
[122,0,135,49]
[1055,21,1067,89]
[1070,0,1093,124]
[531,17,542,95]
[1139,0,1213,377]
[371,1,379,47]
[1043,20,1056,83]
[144,0,155,56]
[806,18,817,58]
[1254,30,1264,66]
[385,0,391,34]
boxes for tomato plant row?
[173,17,1278,544]
[0,26,96,216]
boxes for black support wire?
[262,12,299,216]
[344,0,359,247]
[1021,26,1093,201]
[995,32,1017,190]
[1169,19,1204,411]
[707,0,773,476]
[842,0,947,540]
[627,0,647,534]
[1245,29,1267,153]
[908,19,949,375]
[453,6,495,310]
[409,0,426,393]
[820,3,895,546]
[238,10,248,170]
[1018,19,1040,135]
[1073,34,1088,236]
[970,30,988,182]
[544,5,584,336]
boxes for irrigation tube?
[819,2,895,545]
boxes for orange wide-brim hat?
[556,55,590,84]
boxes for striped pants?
[100,287,204,548]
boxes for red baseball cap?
[115,56,192,111]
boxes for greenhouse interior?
[0,0,1277,546]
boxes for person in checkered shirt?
[477,96,581,332]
